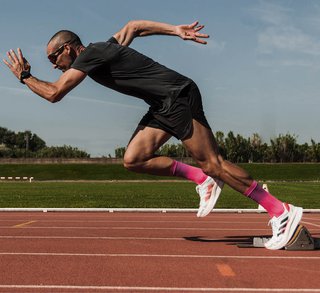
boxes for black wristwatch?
[20,71,32,84]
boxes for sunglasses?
[48,38,77,64]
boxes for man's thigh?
[182,119,220,164]
[125,125,172,161]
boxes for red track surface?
[0,212,319,292]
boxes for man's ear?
[66,44,77,59]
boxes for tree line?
[0,127,89,158]
[2,126,320,161]
[115,131,320,163]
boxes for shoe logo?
[205,185,213,201]
[277,216,289,237]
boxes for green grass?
[238,163,320,181]
[0,164,170,180]
[0,181,319,209]
[1,163,320,181]
[1,163,319,209]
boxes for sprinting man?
[4,20,303,249]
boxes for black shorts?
[139,82,211,140]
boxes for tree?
[112,131,320,163]
[36,145,90,158]
[29,133,46,152]
[270,134,299,163]
[249,133,269,162]
[115,147,126,158]
[0,126,89,158]
[310,139,320,162]
[224,131,251,163]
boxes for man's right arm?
[3,48,87,103]
[23,69,86,103]
[113,20,209,46]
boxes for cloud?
[257,58,314,68]
[250,1,291,26]
[0,85,33,96]
[249,1,320,66]
[68,95,145,110]
[258,26,320,55]
[0,84,145,110]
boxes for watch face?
[20,71,31,83]
[21,71,30,78]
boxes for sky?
[1,0,320,157]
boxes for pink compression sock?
[170,160,207,185]
[244,181,284,218]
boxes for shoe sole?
[267,206,303,250]
[197,179,224,217]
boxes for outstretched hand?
[3,48,31,81]
[176,21,209,44]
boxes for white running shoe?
[264,203,303,250]
[196,177,224,218]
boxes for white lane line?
[0,252,319,259]
[0,226,271,231]
[0,285,319,292]
[0,219,270,224]
[0,235,185,240]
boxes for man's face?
[47,42,74,72]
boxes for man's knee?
[123,151,149,172]
[123,152,139,172]
[198,157,224,179]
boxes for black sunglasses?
[48,38,77,64]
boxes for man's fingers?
[196,32,209,38]
[195,38,207,44]
[3,59,12,68]
[17,48,24,63]
[6,51,14,63]
[7,50,18,63]
[194,25,204,32]
[10,50,19,62]
[189,21,199,29]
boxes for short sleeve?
[107,37,119,44]
[71,41,120,74]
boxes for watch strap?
[20,71,32,84]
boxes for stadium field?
[0,181,319,209]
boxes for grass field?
[0,181,319,209]
[0,163,319,209]
[1,163,320,181]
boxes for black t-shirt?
[71,37,192,112]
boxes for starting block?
[237,225,320,250]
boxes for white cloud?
[68,95,145,110]
[250,1,291,26]
[257,58,314,68]
[0,85,33,96]
[249,1,320,67]
[0,84,145,110]
[258,26,320,55]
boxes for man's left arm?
[113,20,209,46]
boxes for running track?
[0,212,319,292]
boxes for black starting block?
[237,225,320,250]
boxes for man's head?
[47,30,83,72]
